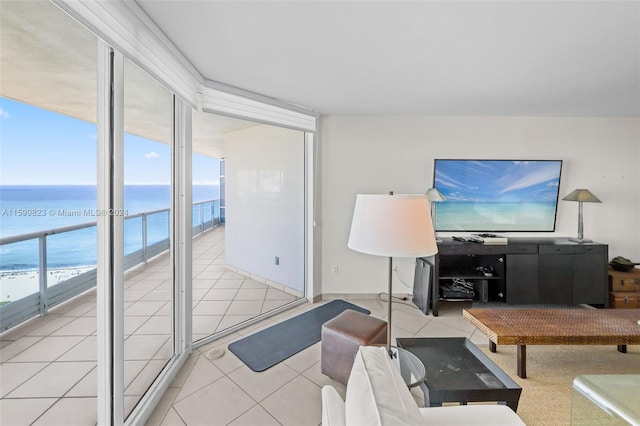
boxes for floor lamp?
[562,189,601,243]
[348,192,439,358]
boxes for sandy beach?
[0,266,96,303]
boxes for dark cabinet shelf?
[413,238,608,316]
[439,274,502,280]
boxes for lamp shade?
[348,194,439,258]
[562,189,601,203]
[426,188,446,202]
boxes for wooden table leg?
[517,345,526,379]
[618,345,627,353]
[490,341,497,353]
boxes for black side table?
[396,337,522,411]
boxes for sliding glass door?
[190,110,306,344]
[122,58,175,419]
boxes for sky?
[434,159,562,203]
[0,97,219,185]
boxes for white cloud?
[0,108,9,119]
[144,151,159,159]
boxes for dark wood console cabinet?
[415,238,608,316]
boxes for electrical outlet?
[331,265,338,274]
[275,256,280,265]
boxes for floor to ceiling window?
[122,58,175,418]
[0,0,100,424]
[190,110,306,344]
[1,1,316,423]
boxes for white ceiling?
[137,0,640,116]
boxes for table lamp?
[348,192,438,357]
[562,189,601,243]
[426,188,446,242]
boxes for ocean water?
[0,185,219,270]
[435,202,557,231]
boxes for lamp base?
[569,237,593,243]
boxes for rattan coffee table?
[463,308,640,378]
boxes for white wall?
[320,116,640,296]
[225,125,306,292]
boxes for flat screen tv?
[433,159,563,232]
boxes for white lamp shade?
[348,194,439,258]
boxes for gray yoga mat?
[228,299,370,372]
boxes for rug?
[479,344,640,425]
[228,299,369,372]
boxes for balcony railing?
[0,199,220,332]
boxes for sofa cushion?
[322,385,346,426]
[345,346,424,425]
[418,404,526,425]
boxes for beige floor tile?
[124,316,151,335]
[0,336,43,362]
[0,362,49,398]
[160,407,187,426]
[192,315,223,336]
[234,288,267,300]
[201,346,244,375]
[265,288,296,301]
[24,315,75,336]
[175,355,224,402]
[283,342,321,374]
[66,367,97,397]
[125,360,149,390]
[228,362,297,402]
[390,308,432,335]
[142,289,173,301]
[32,396,97,426]
[201,288,238,301]
[173,376,255,426]
[192,279,217,289]
[124,334,170,360]
[52,317,98,336]
[6,335,84,362]
[228,404,280,426]
[202,264,227,273]
[0,397,58,425]
[301,361,347,400]
[220,271,245,280]
[192,300,231,316]
[7,361,94,398]
[55,301,95,317]
[261,375,322,426]
[216,315,254,333]
[170,355,199,388]
[134,315,172,335]
[125,288,152,302]
[145,387,180,426]
[195,270,224,280]
[126,359,168,397]
[413,321,472,338]
[261,299,292,314]
[226,300,263,316]
[191,288,208,302]
[57,335,97,361]
[125,300,166,316]
[214,279,244,289]
[240,279,267,289]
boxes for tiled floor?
[1,223,488,425]
[0,226,302,425]
[145,298,489,426]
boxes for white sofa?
[322,346,526,426]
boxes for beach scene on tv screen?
[434,160,562,232]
